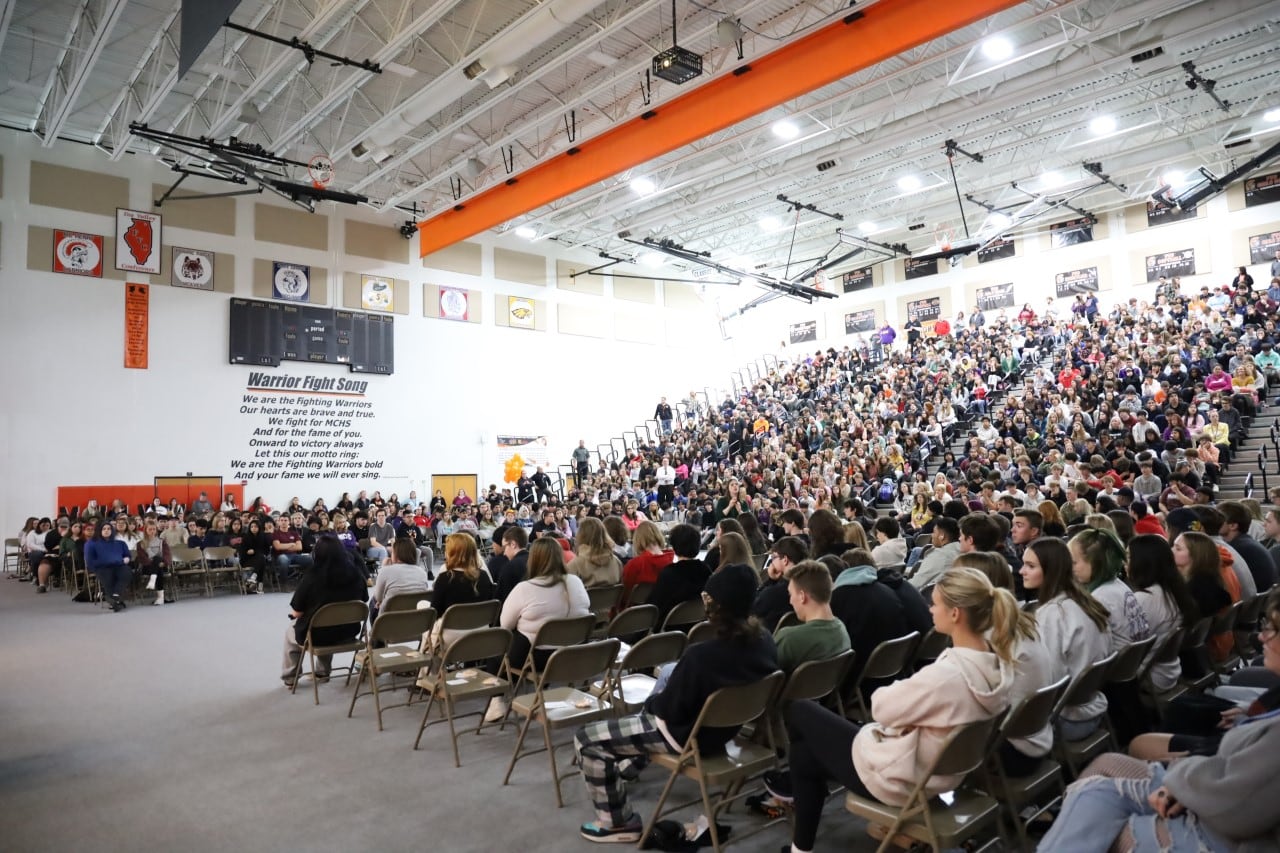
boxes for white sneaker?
[483,697,509,723]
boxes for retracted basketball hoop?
[308,154,334,190]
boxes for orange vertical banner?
[124,282,149,369]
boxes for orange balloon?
[504,454,526,484]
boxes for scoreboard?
[228,298,394,374]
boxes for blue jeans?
[93,563,131,598]
[1037,763,1231,853]
[274,553,313,581]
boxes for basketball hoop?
[933,222,955,253]
[813,271,827,291]
[307,154,334,190]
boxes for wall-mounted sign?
[841,267,874,292]
[976,283,1016,311]
[171,247,214,290]
[360,275,394,312]
[906,296,942,322]
[272,261,310,302]
[1145,249,1197,282]
[1146,200,1197,226]
[115,208,162,275]
[1248,230,1280,265]
[1049,216,1094,248]
[1244,171,1280,208]
[904,256,940,280]
[508,296,534,329]
[1054,266,1100,297]
[789,320,818,345]
[124,283,149,370]
[439,287,469,321]
[844,309,877,334]
[52,230,104,277]
[977,236,1015,264]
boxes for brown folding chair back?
[773,611,799,634]
[586,583,623,616]
[662,597,706,631]
[911,627,951,668]
[383,591,432,612]
[628,582,654,605]
[695,670,786,731]
[605,604,658,639]
[618,631,687,672]
[531,614,596,648]
[296,600,370,704]
[1107,635,1158,684]
[439,599,500,631]
[371,607,438,646]
[1002,676,1070,741]
[414,627,513,766]
[535,638,622,688]
[864,631,922,680]
[348,607,436,730]
[779,649,856,705]
[686,620,715,645]
[1056,653,1116,712]
[595,631,686,714]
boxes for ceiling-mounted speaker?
[463,59,486,80]
[716,18,742,47]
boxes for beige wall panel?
[557,304,609,338]
[613,277,656,304]
[251,258,328,304]
[493,293,547,331]
[663,281,701,308]
[555,259,603,294]
[0,155,4,197]
[423,284,482,324]
[615,308,657,343]
[896,288,952,327]
[150,184,236,235]
[156,245,235,293]
[345,219,413,264]
[29,161,127,216]
[340,272,410,315]
[253,202,328,251]
[494,248,547,286]
[27,225,126,282]
[422,241,482,276]
[1225,181,1246,213]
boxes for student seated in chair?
[764,567,1017,853]
[573,563,778,843]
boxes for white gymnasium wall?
[721,187,1280,361]
[0,133,740,532]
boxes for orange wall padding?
[55,483,245,516]
[418,0,1023,256]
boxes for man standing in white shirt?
[654,456,676,506]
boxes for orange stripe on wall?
[418,0,1023,256]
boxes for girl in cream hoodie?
[770,567,1017,853]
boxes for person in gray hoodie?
[1037,588,1280,853]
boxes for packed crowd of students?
[13,271,1280,850]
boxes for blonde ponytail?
[935,567,1028,664]
[987,587,1022,664]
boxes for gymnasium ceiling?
[3,0,1280,292]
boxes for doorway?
[431,474,479,507]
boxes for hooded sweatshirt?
[832,565,908,688]
[852,647,1013,805]
[1036,593,1111,722]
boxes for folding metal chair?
[348,607,436,730]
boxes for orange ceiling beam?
[419,0,1024,257]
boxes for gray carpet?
[0,578,884,852]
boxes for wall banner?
[1145,249,1196,282]
[1055,266,1100,297]
[172,247,214,290]
[360,275,394,312]
[844,309,877,334]
[116,208,162,275]
[124,283,149,369]
[976,283,1016,310]
[272,261,310,302]
[439,287,469,321]
[52,230,104,277]
[789,320,817,345]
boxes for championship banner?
[906,296,941,322]
[1145,249,1196,282]
[977,236,1015,264]
[439,287,469,321]
[976,283,1016,310]
[116,208,162,275]
[1248,230,1280,265]
[360,275,394,312]
[497,435,550,482]
[1146,200,1196,226]
[171,247,214,290]
[124,283,149,369]
[904,256,939,280]
[52,230,104,277]
[1244,171,1280,208]
[789,320,817,345]
[1055,266,1100,297]
[272,261,310,302]
[844,309,876,334]
[841,267,873,292]
[1050,216,1094,248]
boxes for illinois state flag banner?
[116,208,162,275]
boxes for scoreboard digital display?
[229,298,394,374]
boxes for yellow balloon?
[504,454,526,484]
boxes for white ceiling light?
[759,215,782,232]
[981,36,1014,61]
[858,221,878,234]
[1041,170,1066,189]
[772,119,800,140]
[1265,108,1280,123]
[514,226,537,240]
[896,174,922,192]
[1089,115,1117,135]
[630,176,656,195]
[989,212,1012,229]
[640,251,665,268]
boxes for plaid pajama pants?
[574,713,678,827]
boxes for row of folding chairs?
[167,545,247,599]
